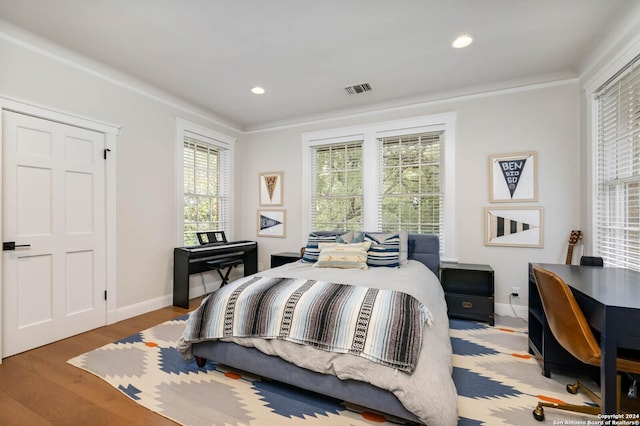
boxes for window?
[310,141,363,230]
[183,137,227,245]
[594,57,640,270]
[177,119,234,246]
[302,113,456,259]
[379,131,442,234]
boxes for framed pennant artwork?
[259,171,283,206]
[489,151,538,202]
[257,209,286,238]
[484,206,543,247]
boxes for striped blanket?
[179,276,431,373]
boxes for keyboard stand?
[207,257,244,287]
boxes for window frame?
[176,118,235,246]
[587,55,640,271]
[584,32,640,271]
[301,113,456,260]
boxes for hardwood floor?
[0,298,203,426]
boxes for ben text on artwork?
[499,159,526,197]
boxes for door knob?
[2,242,31,251]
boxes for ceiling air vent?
[344,83,372,95]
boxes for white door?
[2,110,106,357]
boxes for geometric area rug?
[68,315,598,426]
[450,318,596,426]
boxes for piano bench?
[206,258,244,287]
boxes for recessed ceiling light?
[452,35,473,49]
[251,86,266,95]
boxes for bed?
[178,232,458,426]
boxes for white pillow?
[314,241,372,269]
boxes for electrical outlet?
[511,287,520,297]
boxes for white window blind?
[183,133,230,245]
[378,131,443,238]
[309,141,364,230]
[302,113,455,259]
[595,56,640,270]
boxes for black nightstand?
[440,262,495,325]
[271,252,301,268]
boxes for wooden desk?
[529,263,640,414]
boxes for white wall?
[240,81,581,315]
[0,20,583,322]
[0,23,243,319]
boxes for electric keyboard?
[173,240,258,308]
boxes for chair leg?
[533,401,601,421]
[618,375,623,413]
[533,376,626,422]
[568,380,601,406]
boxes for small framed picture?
[484,206,543,247]
[489,151,537,202]
[257,209,286,238]
[259,171,283,206]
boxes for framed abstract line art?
[257,209,286,238]
[259,171,283,206]
[489,151,538,202]
[484,206,543,247]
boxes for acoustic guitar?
[565,230,582,265]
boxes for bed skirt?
[193,340,421,423]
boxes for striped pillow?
[301,232,352,263]
[363,233,401,268]
[314,242,371,269]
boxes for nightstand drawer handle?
[462,301,473,309]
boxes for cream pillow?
[314,241,372,269]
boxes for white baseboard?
[109,271,241,324]
[112,294,173,323]
[110,286,212,324]
[495,302,528,321]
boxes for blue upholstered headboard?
[408,233,440,277]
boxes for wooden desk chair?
[531,265,640,421]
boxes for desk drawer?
[445,293,494,323]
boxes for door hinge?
[104,290,107,300]
[104,148,111,160]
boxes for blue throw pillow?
[363,233,401,267]
[301,233,340,263]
